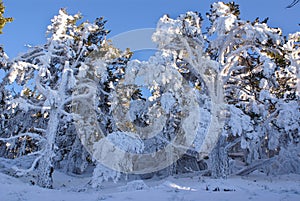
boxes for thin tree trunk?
[37,109,59,188]
[210,135,229,178]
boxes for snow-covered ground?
[1,171,300,201]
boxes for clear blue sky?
[0,0,299,58]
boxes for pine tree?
[152,2,300,176]
[0,1,13,34]
[0,9,111,188]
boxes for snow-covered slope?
[1,171,300,201]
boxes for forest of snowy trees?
[0,2,299,189]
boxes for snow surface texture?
[0,172,300,201]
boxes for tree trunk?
[37,109,59,188]
[210,136,229,178]
[66,136,89,174]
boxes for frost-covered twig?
[35,75,51,99]
[13,97,50,112]
[30,127,46,133]
[0,132,46,142]
[236,159,270,176]
[63,91,95,105]
[12,154,43,176]
[225,137,241,151]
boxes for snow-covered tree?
[206,3,299,174]
[72,41,132,185]
[151,2,300,176]
[0,9,112,188]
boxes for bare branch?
[287,0,300,8]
